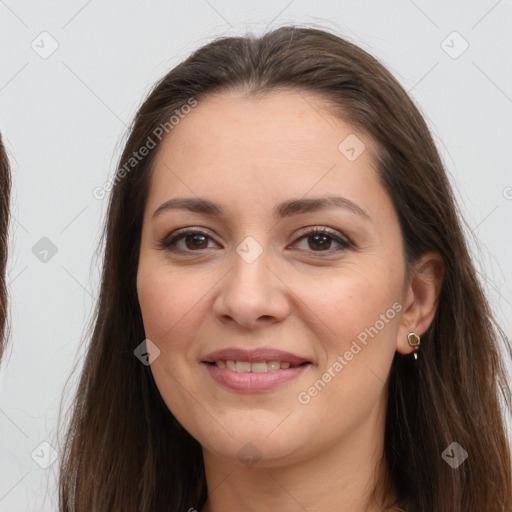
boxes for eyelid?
[293,226,351,245]
[160,227,217,248]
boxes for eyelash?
[158,227,352,256]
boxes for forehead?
[156,88,376,161]
[146,89,388,220]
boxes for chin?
[200,430,306,469]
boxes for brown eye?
[161,229,216,253]
[292,228,351,253]
[181,233,209,250]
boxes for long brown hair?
[0,131,10,360]
[58,25,512,511]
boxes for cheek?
[314,267,403,380]
[136,263,206,413]
[321,263,401,329]
[137,261,203,342]
[294,277,400,428]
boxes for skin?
[137,89,443,512]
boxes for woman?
[59,26,512,511]
[0,131,10,361]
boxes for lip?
[201,347,312,393]
[202,347,311,366]
[203,362,310,392]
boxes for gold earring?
[407,332,421,360]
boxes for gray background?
[0,1,511,510]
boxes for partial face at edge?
[0,134,9,359]
[136,89,411,467]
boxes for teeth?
[251,362,268,373]
[235,361,251,372]
[215,360,299,372]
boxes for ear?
[396,251,444,355]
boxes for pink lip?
[201,347,312,393]
[202,347,311,366]
[203,363,310,392]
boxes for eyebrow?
[152,195,371,222]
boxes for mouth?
[201,347,313,392]
[204,360,311,372]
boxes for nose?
[212,245,291,330]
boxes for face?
[137,89,411,468]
